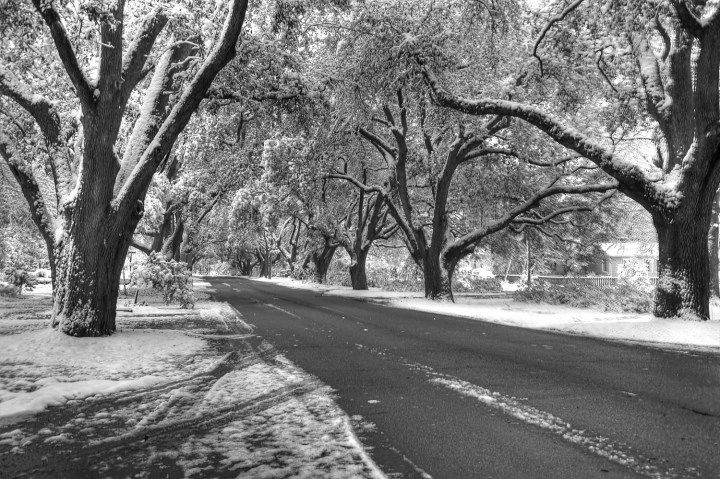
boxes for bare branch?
[327,172,387,196]
[628,29,669,128]
[532,0,586,76]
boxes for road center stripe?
[355,344,687,479]
[264,303,302,320]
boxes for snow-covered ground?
[0,281,385,477]
[251,277,720,353]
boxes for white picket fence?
[504,275,659,287]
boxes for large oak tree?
[0,0,248,335]
[423,0,720,319]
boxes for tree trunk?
[709,191,720,298]
[655,217,711,320]
[161,215,184,261]
[51,222,134,336]
[240,258,253,276]
[312,246,337,284]
[423,253,454,301]
[349,248,369,290]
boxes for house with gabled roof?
[588,242,659,277]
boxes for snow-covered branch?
[422,65,651,194]
[113,0,249,219]
[0,65,73,199]
[31,0,94,107]
[121,8,169,103]
[443,180,618,261]
[0,134,56,245]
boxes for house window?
[601,259,608,273]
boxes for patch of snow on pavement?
[179,389,385,478]
[0,328,209,425]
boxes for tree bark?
[349,248,369,290]
[311,243,337,284]
[655,214,712,320]
[423,253,454,301]
[709,190,720,298]
[51,212,138,336]
[1,0,249,336]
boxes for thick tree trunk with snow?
[52,213,139,336]
[349,248,369,290]
[654,214,712,320]
[310,239,337,284]
[422,11,720,319]
[423,253,454,301]
[709,192,720,298]
[0,0,248,336]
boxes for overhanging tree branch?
[443,180,618,260]
[0,65,73,200]
[532,0,586,76]
[121,8,169,103]
[114,0,249,218]
[31,0,94,107]
[422,65,654,195]
[0,134,56,244]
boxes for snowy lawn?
[0,283,384,478]
[250,277,720,353]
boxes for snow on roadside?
[249,277,720,352]
[0,323,211,426]
[0,288,386,477]
[179,355,385,478]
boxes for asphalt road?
[210,277,720,479]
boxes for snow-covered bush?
[131,252,195,308]
[617,258,652,289]
[513,279,654,314]
[0,283,19,297]
[3,268,37,294]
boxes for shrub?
[3,268,37,294]
[453,276,503,293]
[0,283,19,297]
[513,279,654,314]
[131,252,195,308]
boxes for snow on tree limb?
[0,65,73,200]
[0,134,56,245]
[120,8,169,105]
[628,29,668,128]
[113,0,249,218]
[532,0,586,77]
[30,0,94,108]
[442,180,619,261]
[115,39,199,196]
[421,65,655,195]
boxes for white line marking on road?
[354,344,683,479]
[388,446,433,479]
[264,303,302,319]
[222,282,231,287]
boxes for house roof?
[600,242,658,258]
